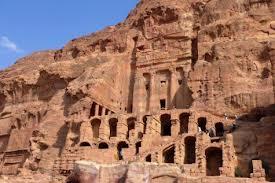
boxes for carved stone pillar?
[169,68,177,109]
[174,143,182,164]
[171,119,179,137]
[150,71,158,112]
[99,117,108,141]
[102,107,107,116]
[95,104,99,117]
[117,116,127,139]
[133,72,146,114]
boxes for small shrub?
[235,166,243,177]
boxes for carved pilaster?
[171,119,180,137]
[133,72,146,114]
[99,117,108,141]
[150,71,158,112]
[117,115,127,139]
[95,104,99,117]
[169,68,177,109]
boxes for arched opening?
[163,145,175,163]
[215,122,224,137]
[135,141,142,155]
[109,118,118,138]
[91,118,101,139]
[145,154,152,162]
[117,141,129,160]
[184,136,196,164]
[206,147,223,176]
[198,117,207,132]
[179,113,190,134]
[160,114,171,136]
[127,117,136,139]
[98,142,109,149]
[80,142,91,147]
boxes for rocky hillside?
[0,0,274,181]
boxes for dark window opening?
[205,52,213,62]
[137,45,145,51]
[145,84,150,90]
[146,154,152,162]
[91,119,101,139]
[80,142,91,147]
[16,119,22,130]
[178,80,183,85]
[135,141,141,155]
[127,118,136,139]
[163,145,175,163]
[160,80,167,87]
[160,114,171,136]
[184,137,196,164]
[160,99,166,110]
[105,109,109,115]
[90,102,97,117]
[198,117,207,132]
[206,147,223,176]
[128,104,133,113]
[99,142,109,149]
[211,138,220,143]
[191,38,198,68]
[179,113,190,134]
[109,118,118,137]
[98,105,103,116]
[117,141,129,160]
[215,122,224,137]
[91,119,101,138]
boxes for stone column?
[150,71,158,112]
[174,143,183,164]
[171,119,180,137]
[117,116,127,139]
[95,104,99,117]
[188,112,197,134]
[133,72,146,114]
[99,117,108,141]
[102,107,107,116]
[169,68,177,109]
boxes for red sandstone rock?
[0,0,274,182]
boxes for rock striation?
[0,0,274,182]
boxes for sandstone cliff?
[0,0,274,182]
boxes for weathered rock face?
[0,0,274,182]
[66,161,267,183]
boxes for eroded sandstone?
[0,0,274,182]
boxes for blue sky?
[0,0,138,69]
